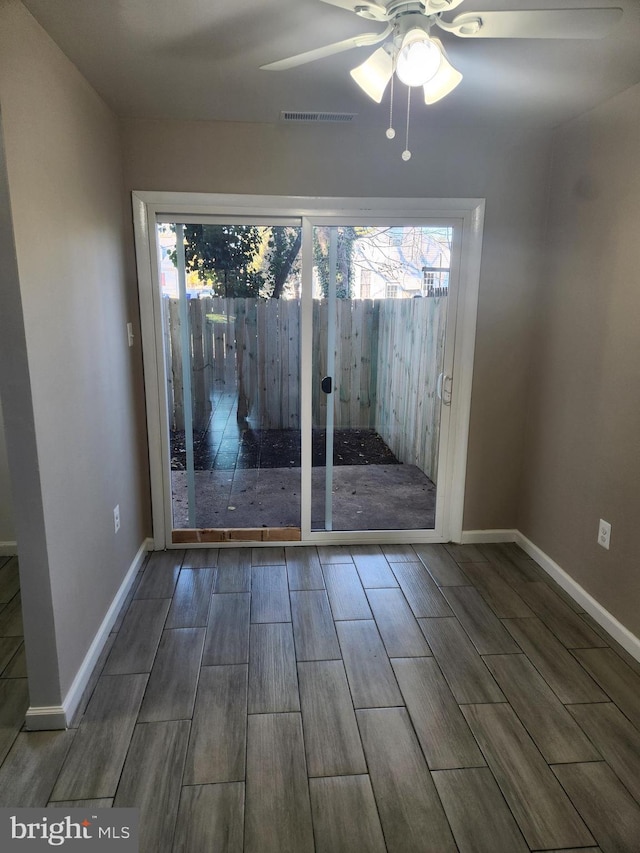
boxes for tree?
[265,227,302,299]
[176,224,265,297]
[313,226,358,298]
[168,224,302,298]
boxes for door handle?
[321,376,333,394]
[437,372,452,406]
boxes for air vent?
[280,111,356,123]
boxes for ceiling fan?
[261,0,623,108]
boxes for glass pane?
[158,222,302,533]
[311,224,452,531]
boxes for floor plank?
[285,547,324,591]
[111,572,143,634]
[572,647,640,729]
[515,581,606,648]
[322,563,372,621]
[552,761,640,852]
[113,720,189,853]
[432,767,529,853]
[357,707,457,852]
[165,568,215,628]
[134,550,183,599]
[484,653,601,763]
[336,620,403,709]
[442,586,521,654]
[0,558,20,604]
[297,660,366,777]
[250,565,291,623]
[461,561,534,618]
[172,783,244,853]
[418,618,505,703]
[350,545,398,588]
[202,593,250,666]
[317,545,354,565]
[568,702,640,804]
[392,657,485,770]
[245,713,314,853]
[181,548,219,568]
[478,544,542,584]
[103,598,171,675]
[290,590,340,661]
[443,543,488,563]
[214,548,251,592]
[502,618,608,704]
[248,622,300,714]
[380,544,418,563]
[251,546,285,566]
[461,702,594,850]
[479,543,541,583]
[0,730,75,806]
[52,674,147,800]
[0,594,23,636]
[69,633,116,728]
[138,628,205,722]
[413,544,470,585]
[366,588,431,658]
[390,562,453,618]
[49,799,113,808]
[309,775,386,853]
[0,637,22,674]
[578,611,640,677]
[0,641,26,678]
[184,665,247,785]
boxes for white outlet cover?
[598,518,611,550]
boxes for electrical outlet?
[114,505,120,534]
[598,518,611,550]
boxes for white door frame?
[132,192,485,549]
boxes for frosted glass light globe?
[396,38,440,87]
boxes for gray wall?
[123,116,553,531]
[0,399,15,546]
[0,0,150,706]
[519,81,640,637]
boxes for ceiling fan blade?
[261,28,391,71]
[318,0,389,21]
[443,7,623,39]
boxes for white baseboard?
[459,529,517,544]
[25,537,153,731]
[515,532,640,665]
[0,541,18,556]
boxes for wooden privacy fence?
[375,297,447,482]
[164,295,447,480]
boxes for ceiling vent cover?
[280,111,356,123]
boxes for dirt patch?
[170,427,400,471]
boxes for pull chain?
[386,68,396,140]
[402,85,412,161]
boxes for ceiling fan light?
[422,41,463,104]
[396,29,441,87]
[350,46,394,103]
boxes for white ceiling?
[21,0,640,129]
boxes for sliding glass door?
[308,221,456,533]
[133,193,483,548]
[157,217,303,543]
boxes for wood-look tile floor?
[2,545,640,851]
